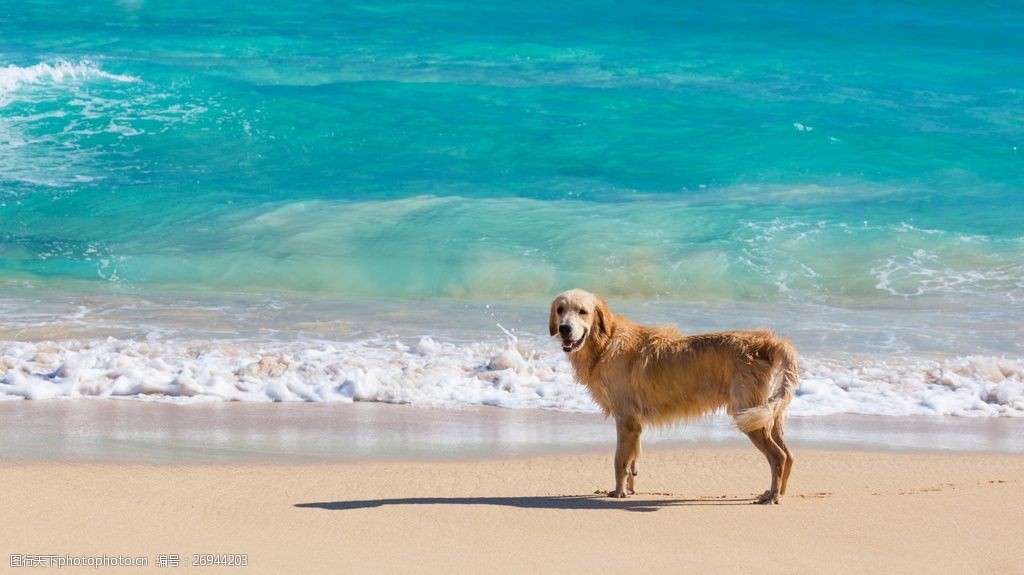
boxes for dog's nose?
[558,324,572,337]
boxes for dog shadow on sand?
[295,494,755,513]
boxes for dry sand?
[3,446,1023,574]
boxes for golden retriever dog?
[549,289,798,504]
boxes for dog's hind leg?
[745,426,787,504]
[770,418,794,495]
[610,417,642,498]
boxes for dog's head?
[548,289,611,353]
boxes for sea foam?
[0,60,139,103]
[1,336,1021,417]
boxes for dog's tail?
[734,342,798,433]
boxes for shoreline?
[2,400,1022,465]
[3,294,1021,417]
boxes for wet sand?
[1,400,1022,464]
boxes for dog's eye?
[556,307,564,315]
[579,309,588,315]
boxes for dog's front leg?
[627,434,641,495]
[609,416,641,498]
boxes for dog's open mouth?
[561,330,586,353]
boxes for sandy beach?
[3,403,1023,574]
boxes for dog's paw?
[753,490,779,505]
[608,489,629,499]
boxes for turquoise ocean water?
[1,1,1022,415]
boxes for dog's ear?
[548,301,558,337]
[594,297,612,337]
